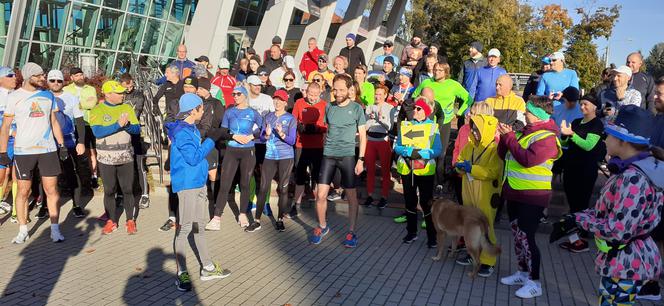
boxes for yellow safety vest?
[503,130,561,190]
[396,121,438,176]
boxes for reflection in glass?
[0,0,13,37]
[128,0,149,14]
[161,22,183,57]
[0,38,6,62]
[95,49,115,75]
[29,43,62,70]
[33,0,70,43]
[66,3,99,47]
[186,0,196,25]
[16,42,30,68]
[169,0,190,23]
[96,9,123,50]
[60,46,92,71]
[20,0,39,40]
[114,52,132,73]
[119,15,144,52]
[103,0,127,10]
[141,19,164,55]
[149,0,172,19]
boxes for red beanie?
[414,98,432,117]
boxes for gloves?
[206,129,224,142]
[0,152,10,166]
[549,214,578,243]
[455,160,472,173]
[58,146,69,161]
[411,149,422,159]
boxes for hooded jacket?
[457,115,503,208]
[576,155,663,280]
[299,47,325,80]
[339,46,366,73]
[497,119,561,206]
[166,120,215,193]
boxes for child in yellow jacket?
[455,114,503,277]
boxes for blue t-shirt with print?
[262,112,297,160]
[221,106,263,148]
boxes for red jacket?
[292,98,328,149]
[210,73,236,107]
[299,48,325,80]
[497,119,560,207]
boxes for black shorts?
[295,148,323,185]
[207,148,219,171]
[84,125,96,149]
[14,152,62,180]
[318,156,356,189]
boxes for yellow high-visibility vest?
[503,130,561,190]
[396,121,438,176]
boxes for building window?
[66,2,100,48]
[95,8,124,50]
[231,0,267,27]
[33,0,70,44]
[128,0,149,15]
[141,18,165,55]
[169,0,191,24]
[0,0,12,60]
[149,0,171,19]
[161,22,183,57]
[103,0,128,10]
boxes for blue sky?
[335,0,661,66]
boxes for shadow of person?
[122,248,201,305]
[0,214,96,304]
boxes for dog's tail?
[480,217,501,256]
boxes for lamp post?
[604,38,633,67]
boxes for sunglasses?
[383,45,392,48]
[318,59,327,62]
[259,73,268,76]
[284,78,294,82]
[49,79,64,83]
[313,79,323,82]
[232,92,243,97]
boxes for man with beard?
[0,63,68,244]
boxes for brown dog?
[430,199,501,278]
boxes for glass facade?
[231,0,268,27]
[10,0,196,75]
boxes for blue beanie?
[346,33,356,41]
[178,93,203,114]
[233,86,248,97]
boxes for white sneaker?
[515,279,542,299]
[0,201,11,214]
[51,229,65,243]
[11,232,29,244]
[500,271,529,286]
[205,218,221,231]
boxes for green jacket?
[413,78,472,124]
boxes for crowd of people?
[0,33,661,304]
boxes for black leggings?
[214,147,255,217]
[60,148,86,207]
[563,162,598,213]
[256,158,294,220]
[507,201,544,280]
[99,162,136,222]
[135,154,148,196]
[436,122,451,185]
[402,174,436,242]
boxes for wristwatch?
[359,157,365,162]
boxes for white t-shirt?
[0,87,10,114]
[5,88,58,155]
[249,93,275,117]
[54,92,84,148]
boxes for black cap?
[194,55,209,62]
[70,67,83,75]
[198,78,211,91]
[562,86,580,102]
[257,66,270,76]
[183,76,198,88]
[383,40,394,47]
[383,57,395,65]
[580,94,601,109]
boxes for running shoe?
[72,206,86,218]
[434,185,444,198]
[515,279,542,299]
[455,253,473,266]
[138,195,150,209]
[286,204,298,219]
[327,191,341,201]
[97,211,109,222]
[102,220,118,235]
[500,271,529,286]
[0,201,11,214]
[309,226,329,244]
[559,239,589,253]
[51,228,65,243]
[477,265,495,278]
[126,220,137,235]
[402,233,418,244]
[175,272,192,292]
[637,281,662,301]
[10,215,17,223]
[244,221,261,232]
[200,262,231,281]
[427,241,438,249]
[159,219,176,232]
[275,220,285,232]
[205,218,220,231]
[393,214,407,223]
[377,198,388,209]
[36,205,48,219]
[343,231,358,248]
[363,196,374,207]
[263,203,272,217]
[447,243,467,253]
[11,231,29,244]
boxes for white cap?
[283,55,295,69]
[47,69,64,81]
[551,51,565,61]
[218,58,230,69]
[487,48,501,57]
[613,65,633,78]
[247,75,261,85]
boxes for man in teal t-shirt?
[310,74,367,248]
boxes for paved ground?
[0,187,661,306]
